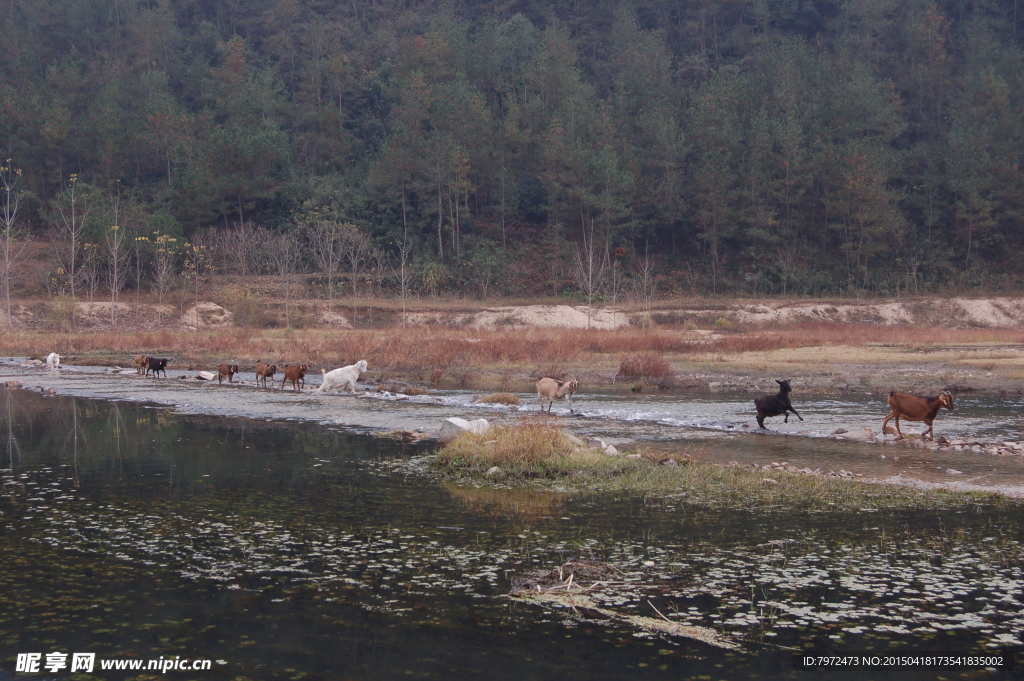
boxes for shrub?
[49,294,77,332]
[683,322,699,331]
[630,313,654,329]
[222,286,262,328]
[713,317,733,330]
[616,353,675,386]
[478,392,521,405]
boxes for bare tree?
[152,233,180,325]
[131,233,150,317]
[364,247,390,325]
[183,235,212,323]
[1,161,30,330]
[573,219,606,329]
[80,243,102,304]
[394,191,414,327]
[267,230,303,328]
[53,175,90,304]
[216,221,262,287]
[634,246,657,320]
[304,217,345,327]
[340,223,371,299]
[393,235,413,327]
[605,243,622,328]
[249,225,275,281]
[105,192,130,326]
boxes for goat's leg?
[789,407,803,422]
[922,418,934,440]
[756,412,767,430]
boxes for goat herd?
[45,353,955,441]
[131,354,370,395]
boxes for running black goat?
[754,379,803,430]
[146,357,169,378]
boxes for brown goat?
[255,361,277,388]
[133,354,149,375]
[536,376,578,413]
[882,390,954,440]
[218,362,240,384]
[281,364,308,391]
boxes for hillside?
[1,0,1023,299]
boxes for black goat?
[754,379,803,430]
[146,357,169,378]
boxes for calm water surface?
[1,387,1022,680]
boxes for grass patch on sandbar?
[433,422,1010,512]
[436,421,618,476]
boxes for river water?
[3,360,1024,495]
[1,366,1023,679]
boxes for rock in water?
[439,417,491,443]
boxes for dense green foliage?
[1,0,1022,296]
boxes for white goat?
[316,360,368,394]
[46,352,61,370]
[536,376,578,413]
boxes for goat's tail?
[889,389,896,397]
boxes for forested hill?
[1,0,1023,296]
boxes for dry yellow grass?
[3,322,1020,389]
[436,420,615,475]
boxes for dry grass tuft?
[616,353,676,386]
[478,392,521,405]
[436,420,617,475]
[401,385,429,396]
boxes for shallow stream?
[3,360,1024,495]
[1,385,1023,679]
